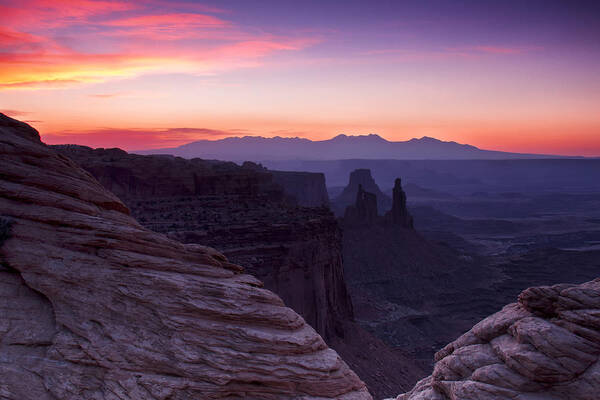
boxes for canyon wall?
[0,113,370,399]
[54,144,424,398]
[55,144,352,341]
[271,170,330,208]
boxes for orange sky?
[1,0,599,156]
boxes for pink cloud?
[0,1,137,29]
[0,79,81,89]
[97,13,233,41]
[88,93,122,98]
[0,109,32,117]
[0,28,45,49]
[0,0,318,90]
[471,46,523,54]
[104,13,228,28]
[42,127,233,150]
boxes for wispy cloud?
[0,109,41,124]
[0,0,319,90]
[42,126,236,149]
[448,45,542,55]
[88,92,123,98]
[0,108,32,117]
[360,45,540,60]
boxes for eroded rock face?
[53,143,353,342]
[0,113,371,399]
[52,141,422,398]
[54,145,285,201]
[0,265,57,400]
[344,185,379,225]
[333,169,391,215]
[392,279,600,400]
[271,170,330,208]
[385,179,413,229]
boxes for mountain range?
[137,134,579,161]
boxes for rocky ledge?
[0,113,371,399]
[392,279,600,400]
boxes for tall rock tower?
[385,178,414,229]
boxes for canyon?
[2,113,600,400]
[52,145,349,339]
[0,113,371,399]
[53,143,422,398]
[337,168,600,372]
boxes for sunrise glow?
[1,0,599,155]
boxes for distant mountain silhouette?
[138,134,579,161]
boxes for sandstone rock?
[53,143,353,342]
[54,144,285,201]
[271,170,330,208]
[333,169,391,215]
[53,140,424,398]
[392,279,600,400]
[344,184,379,225]
[0,113,371,399]
[385,178,413,229]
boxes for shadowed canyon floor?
[335,169,600,371]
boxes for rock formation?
[342,175,413,228]
[0,113,371,399]
[52,140,422,398]
[392,278,600,400]
[54,144,352,341]
[54,145,285,200]
[385,178,413,229]
[344,184,379,225]
[333,169,391,215]
[271,170,330,208]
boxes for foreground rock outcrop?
[0,113,371,399]
[392,279,600,400]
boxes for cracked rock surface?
[391,279,600,400]
[0,113,371,399]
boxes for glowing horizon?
[1,0,599,156]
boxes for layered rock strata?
[54,144,353,341]
[393,279,600,400]
[0,113,371,399]
[53,141,424,398]
[54,145,285,200]
[271,170,330,208]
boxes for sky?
[1,0,599,155]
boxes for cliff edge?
[0,113,371,399]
